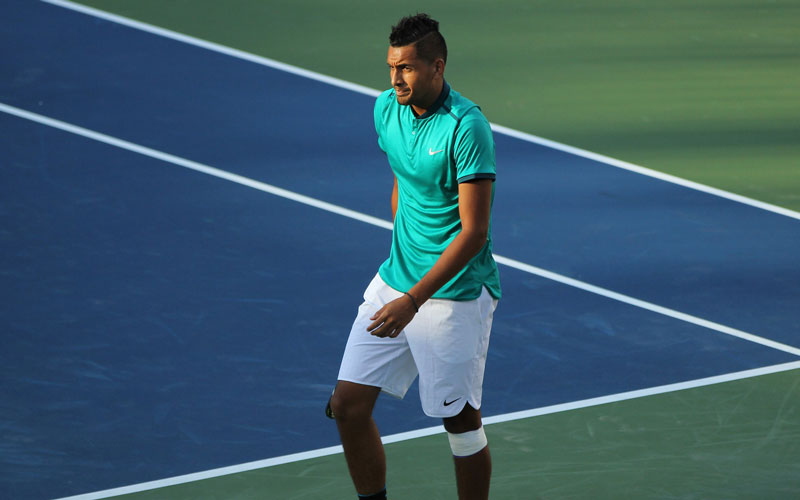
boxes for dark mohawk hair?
[389,13,447,63]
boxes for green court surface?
[107,367,800,499]
[75,0,800,212]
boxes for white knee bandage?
[448,427,488,457]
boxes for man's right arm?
[391,176,398,221]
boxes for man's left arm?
[367,178,493,338]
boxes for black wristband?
[404,292,419,312]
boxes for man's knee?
[443,403,482,433]
[443,403,488,457]
[329,381,380,422]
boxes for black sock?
[357,487,387,500]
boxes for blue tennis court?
[2,1,799,499]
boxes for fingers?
[367,305,388,333]
[368,316,403,338]
[368,321,391,336]
[366,298,414,338]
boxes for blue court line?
[41,0,800,222]
[3,101,797,359]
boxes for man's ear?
[434,58,445,77]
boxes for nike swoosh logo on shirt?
[443,397,462,406]
[429,148,444,155]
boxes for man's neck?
[411,79,444,117]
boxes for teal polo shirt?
[375,81,502,301]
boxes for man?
[328,13,501,500]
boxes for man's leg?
[443,403,491,500]
[330,380,386,496]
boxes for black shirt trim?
[458,173,496,183]
[415,81,451,120]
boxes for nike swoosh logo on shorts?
[429,148,444,155]
[443,397,462,406]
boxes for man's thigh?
[405,287,497,418]
[337,274,419,399]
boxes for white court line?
[54,359,800,499]
[3,101,799,359]
[40,0,800,222]
[0,103,391,231]
[3,102,799,358]
[493,255,800,357]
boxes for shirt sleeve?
[374,91,391,153]
[454,109,496,183]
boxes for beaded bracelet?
[404,292,419,312]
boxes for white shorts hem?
[336,376,408,400]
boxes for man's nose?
[391,69,403,87]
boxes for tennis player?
[329,13,501,500]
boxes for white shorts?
[337,273,498,418]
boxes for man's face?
[387,44,442,108]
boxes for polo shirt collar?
[414,80,450,119]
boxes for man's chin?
[395,92,411,105]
